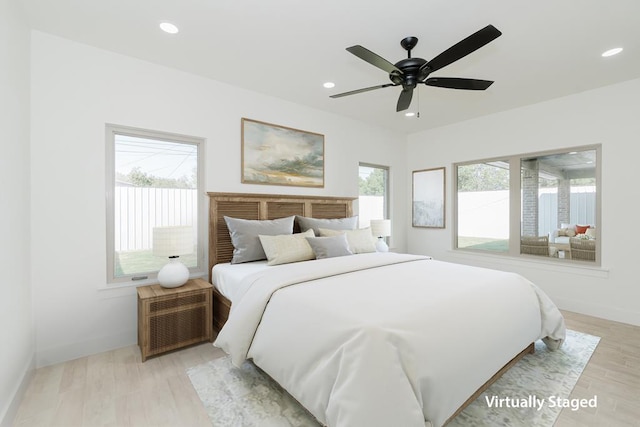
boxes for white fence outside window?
[458,188,596,239]
[114,187,197,252]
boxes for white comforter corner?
[214,252,566,427]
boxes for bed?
[208,192,566,427]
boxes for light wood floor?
[12,310,640,427]
[555,311,640,427]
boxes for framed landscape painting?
[241,118,324,187]
[413,167,445,228]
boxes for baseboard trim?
[36,329,136,368]
[555,296,640,327]
[1,354,35,427]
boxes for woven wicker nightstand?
[137,278,213,362]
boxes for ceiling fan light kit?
[330,25,502,112]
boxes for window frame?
[358,162,390,223]
[105,124,206,286]
[453,144,601,265]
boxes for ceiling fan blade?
[330,83,396,98]
[423,77,494,90]
[396,88,414,111]
[346,45,403,75]
[419,25,502,78]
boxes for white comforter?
[214,253,566,427]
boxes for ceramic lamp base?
[157,257,189,288]
[375,238,389,252]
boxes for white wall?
[27,20,639,374]
[0,0,33,425]
[407,78,640,326]
[30,31,408,367]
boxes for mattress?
[211,260,269,302]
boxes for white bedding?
[214,252,566,427]
[211,260,269,303]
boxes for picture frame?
[412,167,446,228]
[241,118,324,187]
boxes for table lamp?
[370,219,391,252]
[152,226,193,288]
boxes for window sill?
[447,249,609,279]
[98,273,208,298]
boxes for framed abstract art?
[412,167,445,228]
[241,118,324,187]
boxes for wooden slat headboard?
[207,192,356,280]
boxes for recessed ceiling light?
[405,112,415,117]
[323,82,335,89]
[601,47,623,57]
[160,22,179,34]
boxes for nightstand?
[137,278,213,362]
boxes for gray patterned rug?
[186,329,599,427]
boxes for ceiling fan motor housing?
[391,57,427,88]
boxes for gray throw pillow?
[224,215,294,264]
[296,215,358,235]
[306,234,353,259]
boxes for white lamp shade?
[370,219,391,238]
[152,226,194,257]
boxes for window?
[455,146,600,264]
[106,124,205,284]
[456,161,510,252]
[358,163,389,227]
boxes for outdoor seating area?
[549,223,596,246]
[521,234,596,261]
[547,223,596,260]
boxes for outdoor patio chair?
[570,237,596,261]
[520,235,550,256]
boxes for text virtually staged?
[484,395,598,412]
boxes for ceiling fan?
[330,25,502,112]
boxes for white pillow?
[319,227,377,254]
[258,229,315,266]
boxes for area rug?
[186,329,599,427]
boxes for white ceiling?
[21,0,640,134]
